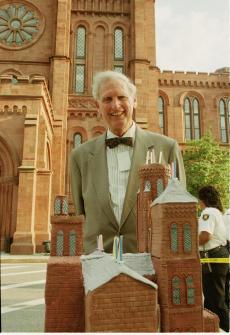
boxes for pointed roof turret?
[152,178,198,206]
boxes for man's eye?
[119,96,128,101]
[102,97,112,103]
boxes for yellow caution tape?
[200,258,230,264]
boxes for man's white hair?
[92,70,137,100]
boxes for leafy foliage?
[183,132,229,209]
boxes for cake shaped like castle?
[45,158,219,332]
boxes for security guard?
[198,186,229,332]
[223,208,230,308]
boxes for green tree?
[183,132,229,210]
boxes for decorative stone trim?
[72,0,130,16]
[68,96,98,109]
[68,96,100,120]
[0,1,45,50]
[0,104,27,115]
[68,110,100,120]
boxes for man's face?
[97,79,137,136]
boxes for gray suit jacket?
[70,126,186,254]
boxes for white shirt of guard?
[223,208,230,241]
[106,122,136,224]
[198,207,227,251]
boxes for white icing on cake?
[81,253,157,294]
[123,252,155,275]
[152,178,198,206]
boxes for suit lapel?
[120,127,153,226]
[90,133,119,228]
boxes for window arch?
[75,26,86,94]
[170,223,178,252]
[183,97,201,141]
[158,96,165,134]
[172,276,181,305]
[114,27,124,73]
[74,133,82,148]
[219,98,230,143]
[186,275,195,304]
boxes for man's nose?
[111,97,121,109]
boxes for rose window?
[0,2,45,49]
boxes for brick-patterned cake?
[45,162,219,332]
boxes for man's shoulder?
[71,133,105,156]
[137,127,176,145]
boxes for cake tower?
[136,149,219,332]
[150,179,204,332]
[137,147,170,252]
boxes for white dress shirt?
[106,122,136,224]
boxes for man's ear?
[95,100,100,109]
[133,97,137,108]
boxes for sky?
[155,0,230,73]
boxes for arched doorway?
[0,137,18,252]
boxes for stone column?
[34,169,52,253]
[11,114,39,254]
[11,167,37,254]
[50,0,71,208]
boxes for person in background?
[198,186,229,332]
[223,207,230,308]
[223,207,230,251]
[70,70,186,254]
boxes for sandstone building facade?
[0,0,229,253]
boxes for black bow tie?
[105,137,133,149]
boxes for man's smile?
[111,111,124,117]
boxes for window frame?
[73,132,83,148]
[158,96,166,134]
[113,27,124,73]
[219,98,230,143]
[74,25,87,94]
[183,96,201,141]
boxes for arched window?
[219,99,230,143]
[75,26,86,93]
[158,96,165,134]
[193,98,200,139]
[186,275,195,304]
[69,230,76,256]
[172,276,181,305]
[157,178,164,196]
[171,223,178,252]
[74,133,82,148]
[184,98,191,140]
[56,230,64,256]
[183,223,192,252]
[183,97,201,141]
[144,180,151,192]
[114,27,124,73]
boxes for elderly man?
[70,71,186,254]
